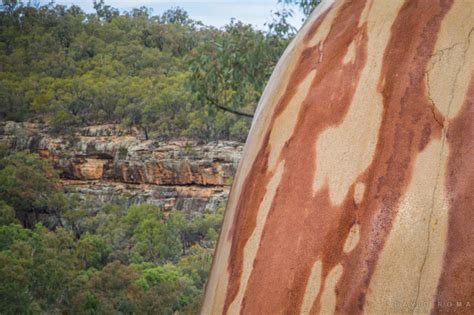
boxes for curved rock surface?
[203,0,474,314]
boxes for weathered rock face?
[0,122,242,216]
[204,1,474,314]
[62,180,229,218]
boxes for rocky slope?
[0,121,243,217]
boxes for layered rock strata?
[0,122,242,216]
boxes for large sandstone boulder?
[203,0,474,314]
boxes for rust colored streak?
[224,0,369,313]
[221,6,332,313]
[333,1,452,313]
[223,0,454,314]
[319,3,458,315]
[223,9,331,246]
[433,76,474,315]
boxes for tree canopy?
[0,1,324,313]
[279,0,322,17]
[0,0,298,142]
[0,150,225,313]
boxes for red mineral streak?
[221,0,454,314]
[332,1,453,313]
[223,6,331,246]
[224,0,369,313]
[433,76,474,315]
[222,6,333,313]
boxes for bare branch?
[207,97,254,118]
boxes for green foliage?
[0,223,31,250]
[126,205,183,263]
[77,233,111,269]
[0,201,18,226]
[0,203,224,313]
[177,244,214,288]
[0,151,227,313]
[0,224,82,313]
[188,19,291,137]
[0,1,293,141]
[0,152,57,208]
[279,0,322,16]
[135,264,200,313]
[81,261,140,313]
[0,151,65,228]
[0,248,36,314]
[0,0,298,311]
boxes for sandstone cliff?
[0,121,243,217]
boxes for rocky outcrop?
[0,121,242,216]
[62,180,229,218]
